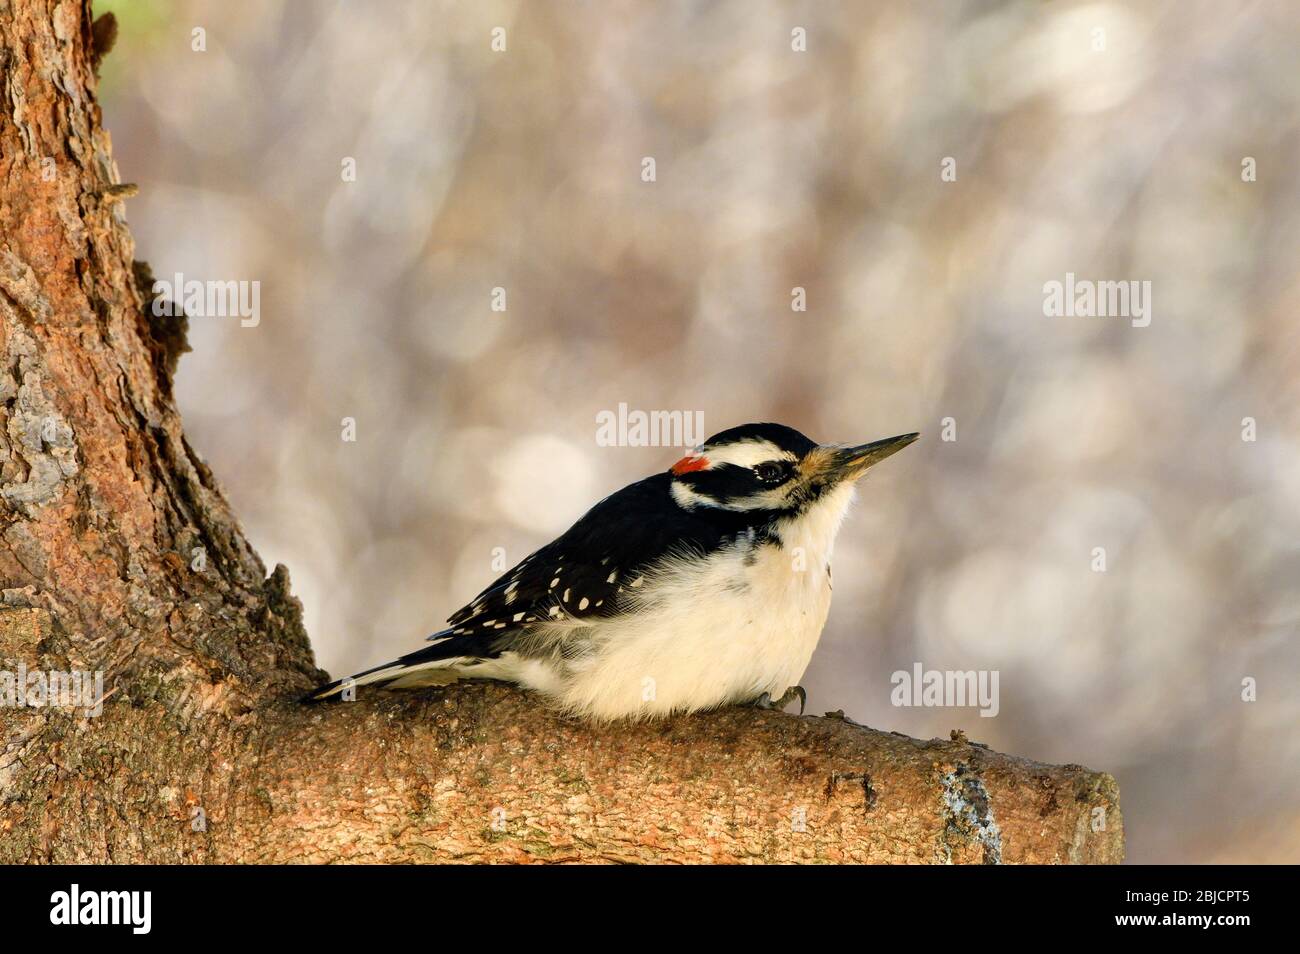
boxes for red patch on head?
[670,454,709,476]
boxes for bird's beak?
[822,432,920,482]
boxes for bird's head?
[667,422,918,518]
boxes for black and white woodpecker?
[306,423,918,720]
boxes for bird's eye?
[755,462,785,484]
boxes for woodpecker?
[305,423,918,720]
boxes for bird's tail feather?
[301,631,480,702]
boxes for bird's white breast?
[517,482,858,720]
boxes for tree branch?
[2,605,1122,864]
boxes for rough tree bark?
[0,0,1123,864]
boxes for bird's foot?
[752,685,806,715]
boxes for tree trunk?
[0,0,1123,864]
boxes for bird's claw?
[752,685,806,715]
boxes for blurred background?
[95,0,1299,863]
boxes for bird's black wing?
[439,472,759,639]
[303,472,771,701]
